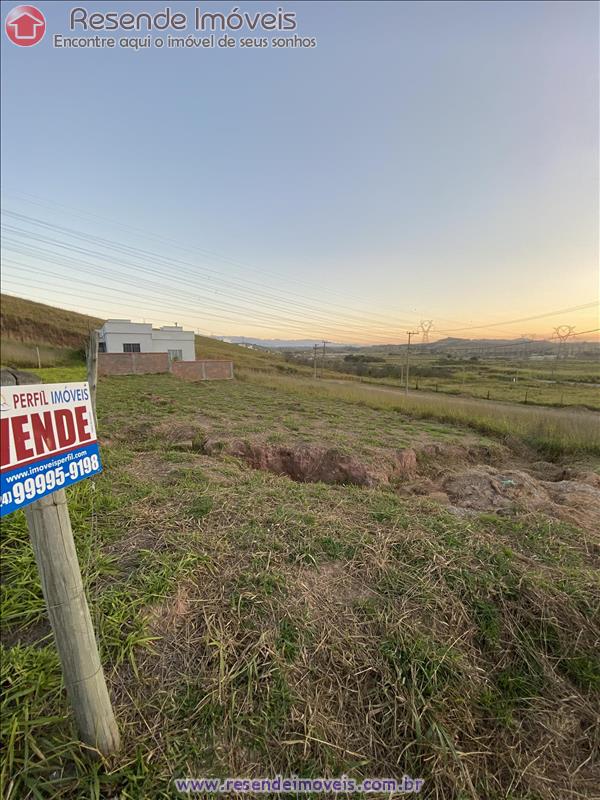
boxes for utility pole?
[321,340,329,378]
[405,331,418,395]
[313,343,318,379]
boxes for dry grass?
[1,372,599,799]
[240,371,600,457]
[0,294,102,347]
[0,339,82,368]
[103,462,600,799]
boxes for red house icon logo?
[5,5,46,46]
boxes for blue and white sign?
[0,382,102,517]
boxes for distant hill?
[429,337,537,347]
[0,294,304,374]
[216,336,350,349]
[366,336,560,355]
[216,335,565,353]
[193,334,301,373]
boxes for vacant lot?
[1,371,599,799]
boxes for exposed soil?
[198,436,600,532]
[199,437,499,485]
[442,467,549,512]
[103,528,168,575]
[1,618,51,649]
[204,437,378,486]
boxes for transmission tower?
[521,333,536,360]
[552,325,575,359]
[419,320,433,344]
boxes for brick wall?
[171,360,234,381]
[98,352,170,376]
[203,360,234,380]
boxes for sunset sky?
[1,0,598,343]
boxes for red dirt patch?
[200,434,600,531]
[392,448,418,478]
[205,439,378,487]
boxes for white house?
[98,320,196,362]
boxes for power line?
[434,304,597,333]
[1,267,398,342]
[1,209,423,332]
[1,205,597,343]
[1,220,417,339]
[2,189,477,330]
[557,328,599,338]
[4,202,597,338]
[0,233,409,341]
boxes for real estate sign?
[0,382,102,517]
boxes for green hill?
[1,293,102,345]
[0,294,100,367]
[0,293,300,374]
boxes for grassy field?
[289,350,600,410]
[380,356,600,409]
[3,293,597,408]
[243,372,600,458]
[1,368,599,799]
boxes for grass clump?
[381,634,459,701]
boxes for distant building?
[97,320,195,362]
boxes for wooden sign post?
[1,368,120,757]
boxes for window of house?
[98,342,106,353]
[168,349,183,362]
[123,343,141,353]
